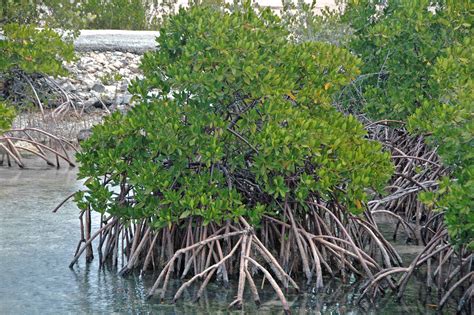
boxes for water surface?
[0,157,448,314]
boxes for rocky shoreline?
[57,50,143,113]
[11,50,145,142]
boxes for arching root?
[365,123,446,245]
[357,228,472,314]
[0,127,77,168]
[68,197,402,312]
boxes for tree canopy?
[76,3,393,228]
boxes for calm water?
[0,157,448,314]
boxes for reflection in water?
[0,157,444,314]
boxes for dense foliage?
[0,22,75,114]
[0,23,74,76]
[76,3,393,228]
[410,37,473,249]
[342,0,472,120]
[341,0,473,248]
[0,0,176,30]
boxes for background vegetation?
[339,0,473,249]
[0,0,177,30]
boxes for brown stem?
[147,229,248,299]
[229,234,248,309]
[438,272,473,311]
[173,237,243,303]
[69,218,118,268]
[287,202,312,283]
[240,217,299,291]
[245,256,291,314]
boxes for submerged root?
[358,228,473,314]
[366,123,446,245]
[69,199,401,312]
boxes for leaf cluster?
[341,0,473,248]
[77,3,393,228]
[0,23,75,77]
[342,0,472,120]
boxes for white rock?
[83,79,95,90]
[115,92,134,105]
[83,98,100,108]
[123,93,133,104]
[119,80,129,91]
[119,68,129,76]
[55,50,145,109]
[104,85,116,96]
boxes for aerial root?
[357,228,472,313]
[365,123,446,244]
[67,213,301,311]
[145,223,296,311]
[5,70,83,120]
[67,202,405,311]
[0,127,77,168]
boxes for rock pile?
[55,51,144,112]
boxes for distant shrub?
[0,23,74,76]
[1,0,83,35]
[80,0,158,30]
[281,0,352,46]
[1,0,177,31]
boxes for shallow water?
[0,157,450,314]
